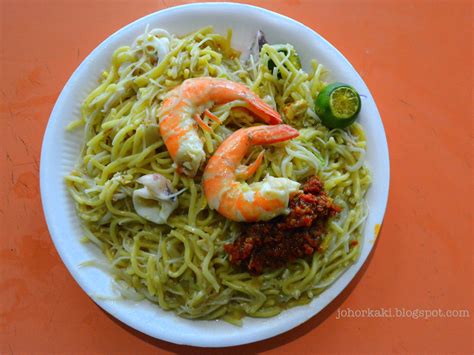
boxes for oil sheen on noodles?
[65,26,371,325]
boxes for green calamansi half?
[315,82,361,129]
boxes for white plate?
[40,2,389,347]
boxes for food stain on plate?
[371,223,381,244]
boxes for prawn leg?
[204,109,222,124]
[193,114,212,132]
[236,151,265,180]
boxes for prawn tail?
[248,125,300,146]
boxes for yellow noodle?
[66,26,371,324]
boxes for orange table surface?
[1,0,472,353]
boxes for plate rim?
[40,2,390,347]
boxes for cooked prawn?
[203,125,301,222]
[158,77,282,177]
